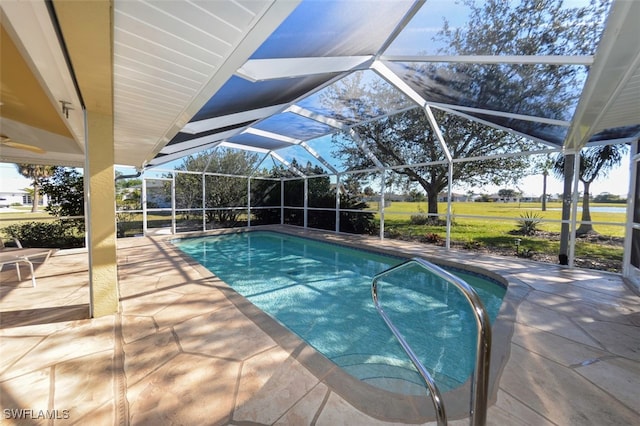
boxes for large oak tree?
[329,0,610,217]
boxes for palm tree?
[553,144,628,235]
[14,164,58,212]
[534,155,555,211]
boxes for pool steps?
[372,257,492,426]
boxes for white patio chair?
[0,238,54,287]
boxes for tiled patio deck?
[1,225,639,425]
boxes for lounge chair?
[0,238,54,287]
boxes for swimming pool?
[173,231,505,395]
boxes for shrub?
[410,214,431,225]
[385,228,402,239]
[2,220,84,248]
[463,240,483,250]
[423,232,444,244]
[515,211,542,236]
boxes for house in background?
[437,192,467,202]
[0,187,48,208]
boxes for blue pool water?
[173,231,505,394]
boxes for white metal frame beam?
[181,104,289,134]
[236,56,373,82]
[381,54,593,65]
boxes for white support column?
[623,140,638,280]
[171,172,176,234]
[379,169,386,240]
[247,177,252,227]
[335,174,341,233]
[142,178,148,236]
[280,179,285,225]
[202,172,207,231]
[304,178,309,228]
[568,151,581,267]
[446,162,453,250]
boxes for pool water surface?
[173,231,505,395]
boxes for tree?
[333,102,532,217]
[341,175,362,197]
[330,0,607,218]
[172,149,260,226]
[251,160,376,233]
[40,168,85,217]
[553,144,628,235]
[14,164,58,212]
[593,192,624,203]
[406,188,426,202]
[498,189,517,201]
[533,155,556,211]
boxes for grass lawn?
[368,200,625,234]
[368,201,625,271]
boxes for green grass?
[373,201,625,236]
[374,201,625,270]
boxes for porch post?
[85,110,119,317]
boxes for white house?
[0,187,48,208]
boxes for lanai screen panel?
[250,0,418,58]
[274,144,333,176]
[588,125,640,144]
[296,70,415,126]
[385,60,589,145]
[457,111,570,146]
[386,0,608,57]
[252,113,336,141]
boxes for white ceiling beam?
[381,55,593,65]
[298,141,339,175]
[237,56,373,82]
[147,142,222,166]
[271,152,305,177]
[181,103,288,134]
[427,102,570,126]
[424,106,452,162]
[219,141,271,154]
[434,104,559,147]
[243,127,299,144]
[286,105,347,130]
[243,124,340,174]
[371,60,429,108]
[160,127,244,154]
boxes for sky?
[1,154,632,198]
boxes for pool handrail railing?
[371,257,492,426]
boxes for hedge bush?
[2,220,85,249]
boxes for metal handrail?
[371,257,492,426]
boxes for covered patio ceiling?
[1,0,639,173]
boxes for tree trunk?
[576,181,595,235]
[426,190,439,222]
[32,184,40,213]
